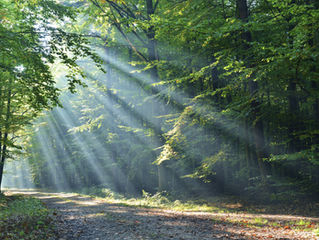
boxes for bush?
[79,186,124,199]
[142,190,171,204]
[244,175,305,203]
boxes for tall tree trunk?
[146,0,159,82]
[0,84,3,192]
[313,81,319,128]
[158,163,167,192]
[236,0,267,179]
[0,157,4,193]
[244,119,253,178]
[0,79,12,192]
[145,0,169,191]
[311,25,319,145]
[287,79,300,152]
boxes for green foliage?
[80,186,124,199]
[0,0,104,191]
[0,195,55,239]
[19,0,319,203]
[77,187,226,212]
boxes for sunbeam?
[3,1,319,239]
[2,158,34,190]
[35,129,69,191]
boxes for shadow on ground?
[5,189,318,240]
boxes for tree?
[0,0,102,192]
[22,0,319,201]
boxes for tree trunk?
[0,84,3,192]
[145,0,170,192]
[158,163,167,191]
[244,119,253,177]
[0,159,4,193]
[236,0,267,180]
[146,0,159,82]
[0,79,12,193]
[287,80,300,152]
[311,26,319,145]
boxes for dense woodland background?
[1,0,319,203]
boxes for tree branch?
[154,0,159,12]
[90,0,148,61]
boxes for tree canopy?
[0,0,102,191]
[2,0,319,202]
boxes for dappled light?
[1,0,319,239]
[6,190,319,239]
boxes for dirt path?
[6,190,319,240]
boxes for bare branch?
[154,0,159,12]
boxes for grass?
[0,193,56,240]
[253,217,268,226]
[77,187,233,213]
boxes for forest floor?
[4,190,319,240]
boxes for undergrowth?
[76,187,319,236]
[76,187,319,215]
[0,193,56,240]
[78,187,234,213]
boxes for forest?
[1,0,319,239]
[0,0,319,240]
[2,0,319,202]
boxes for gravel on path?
[7,190,318,240]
